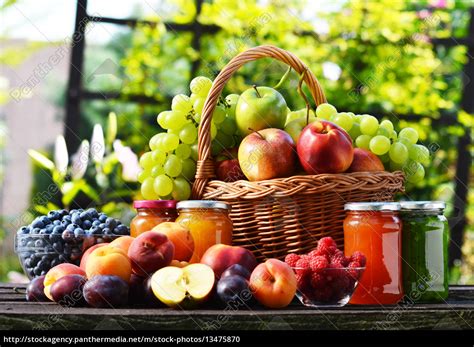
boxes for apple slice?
[151,263,215,308]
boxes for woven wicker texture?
[191,45,404,261]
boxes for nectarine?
[85,245,132,282]
[127,231,174,277]
[152,222,194,262]
[200,244,257,279]
[249,259,297,309]
[80,243,108,271]
[110,236,135,253]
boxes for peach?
[85,245,132,282]
[127,231,174,277]
[200,244,257,279]
[110,236,135,253]
[80,243,108,271]
[43,263,86,301]
[152,222,194,262]
[249,258,297,309]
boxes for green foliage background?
[3,0,474,282]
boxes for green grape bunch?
[314,103,431,184]
[137,76,241,201]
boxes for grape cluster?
[138,76,241,200]
[315,103,429,183]
[15,209,129,278]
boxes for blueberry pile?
[15,208,129,278]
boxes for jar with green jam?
[401,201,449,303]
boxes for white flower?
[322,61,342,81]
[90,124,105,164]
[71,140,89,180]
[54,135,68,176]
[113,140,141,182]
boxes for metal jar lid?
[133,200,177,209]
[344,202,401,211]
[176,200,231,210]
[400,201,446,211]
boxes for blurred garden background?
[0,0,473,283]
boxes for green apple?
[284,116,317,143]
[285,108,316,126]
[235,86,287,136]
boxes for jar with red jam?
[344,202,403,305]
[130,200,177,237]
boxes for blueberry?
[29,255,40,267]
[102,227,111,235]
[87,208,99,218]
[31,219,44,229]
[18,226,30,235]
[98,223,106,230]
[79,211,89,220]
[19,238,28,247]
[70,209,78,215]
[40,216,51,225]
[98,214,107,223]
[34,239,44,248]
[62,215,72,223]
[50,258,60,268]
[60,220,69,228]
[90,226,101,235]
[53,220,61,226]
[62,230,74,241]
[47,211,58,220]
[24,258,32,268]
[33,267,42,276]
[71,214,82,225]
[92,220,100,227]
[44,245,54,253]
[74,228,85,238]
[37,259,50,271]
[26,240,36,248]
[114,225,129,235]
[53,225,64,234]
[52,242,63,252]
[39,229,47,235]
[82,220,92,230]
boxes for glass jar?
[344,202,403,305]
[176,200,233,263]
[130,200,177,237]
[400,201,449,303]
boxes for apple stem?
[273,66,292,90]
[297,68,313,126]
[248,127,265,139]
[253,85,262,98]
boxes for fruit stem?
[248,127,264,139]
[273,66,292,90]
[253,85,262,98]
[297,68,312,126]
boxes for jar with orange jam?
[130,200,177,237]
[344,202,403,305]
[176,201,232,263]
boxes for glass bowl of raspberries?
[285,237,366,308]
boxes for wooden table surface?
[1,283,473,330]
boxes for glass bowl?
[15,232,122,279]
[293,266,366,308]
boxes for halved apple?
[150,263,215,308]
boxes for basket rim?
[200,170,405,200]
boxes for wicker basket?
[191,45,404,261]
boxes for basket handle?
[192,45,327,199]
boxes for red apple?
[215,147,246,182]
[200,244,258,279]
[238,128,296,181]
[347,148,385,172]
[297,120,354,174]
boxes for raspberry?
[314,286,332,302]
[308,250,320,258]
[326,262,344,281]
[330,249,349,267]
[285,253,300,267]
[310,271,325,288]
[296,271,311,291]
[316,237,337,256]
[348,261,363,280]
[350,251,367,267]
[309,256,328,272]
[295,257,310,269]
